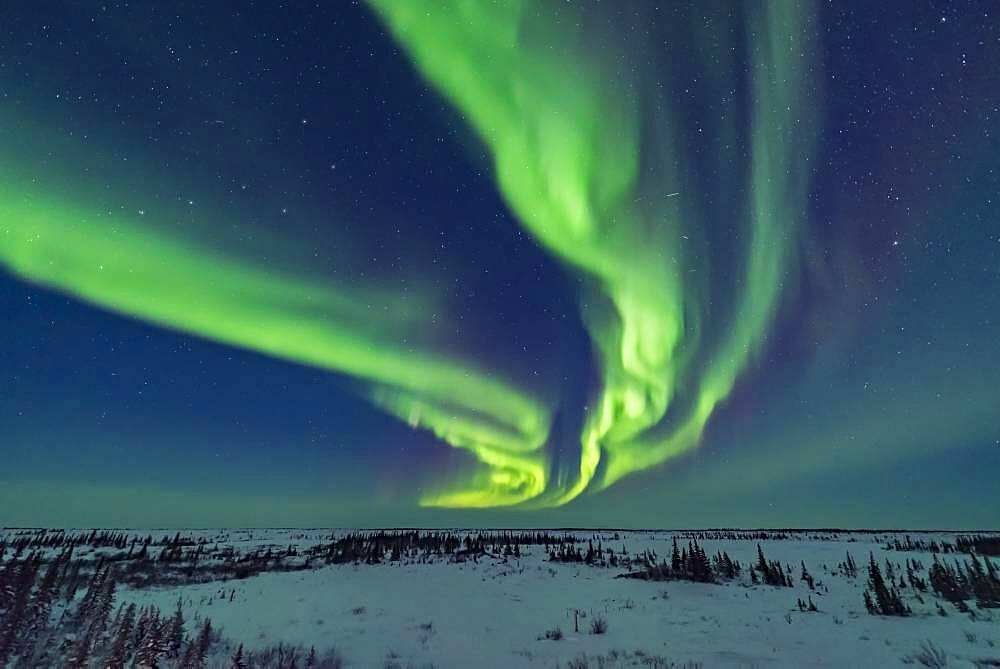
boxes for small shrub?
[251,643,344,669]
[539,626,563,641]
[908,641,948,668]
[589,616,608,635]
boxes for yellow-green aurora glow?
[368,0,818,504]
[0,0,818,509]
[0,168,551,507]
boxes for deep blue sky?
[2,1,998,528]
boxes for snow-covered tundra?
[2,528,998,667]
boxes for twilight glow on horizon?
[2,1,998,528]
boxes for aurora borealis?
[2,1,998,527]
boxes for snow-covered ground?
[3,528,999,667]
[106,530,1000,667]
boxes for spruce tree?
[13,558,60,660]
[193,617,213,667]
[970,554,1000,608]
[106,603,136,669]
[756,545,770,582]
[68,569,116,666]
[165,598,186,659]
[866,553,906,615]
[132,607,167,668]
[231,643,247,669]
[0,555,41,665]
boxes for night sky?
[2,1,998,529]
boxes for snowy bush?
[907,640,948,668]
[589,615,608,635]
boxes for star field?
[1,1,998,528]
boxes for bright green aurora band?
[0,1,817,510]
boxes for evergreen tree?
[906,560,928,591]
[180,637,198,668]
[866,553,907,616]
[133,607,167,668]
[192,617,214,667]
[106,602,136,669]
[61,559,82,603]
[756,544,770,583]
[969,554,1000,608]
[165,598,186,659]
[0,554,41,665]
[929,554,967,603]
[754,545,789,586]
[800,561,815,589]
[844,551,858,577]
[231,643,247,669]
[13,558,60,660]
[68,568,116,666]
